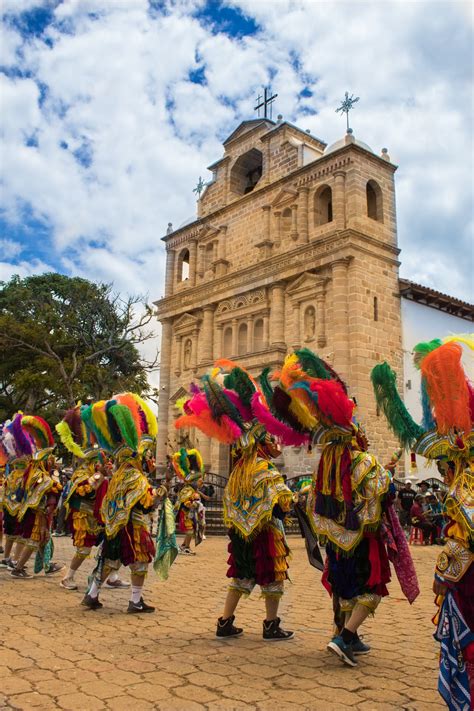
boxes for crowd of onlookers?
[395,479,446,544]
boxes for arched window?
[230,149,263,196]
[254,318,264,351]
[282,207,292,234]
[366,180,383,221]
[238,323,248,356]
[314,185,333,226]
[223,327,233,357]
[177,248,190,282]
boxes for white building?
[400,278,474,481]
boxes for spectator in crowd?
[426,493,445,539]
[397,479,416,528]
[197,476,215,540]
[410,494,438,544]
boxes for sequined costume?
[373,335,474,706]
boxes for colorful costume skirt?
[323,531,391,612]
[18,509,44,550]
[103,518,155,569]
[226,519,289,586]
[69,506,102,550]
[3,510,20,538]
[177,506,194,534]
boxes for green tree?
[0,273,158,421]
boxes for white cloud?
[0,0,472,325]
[0,238,23,259]
[0,257,54,281]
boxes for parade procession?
[1,338,472,709]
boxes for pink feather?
[251,393,309,446]
[223,389,253,422]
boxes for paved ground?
[0,535,444,711]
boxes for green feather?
[223,368,256,407]
[295,348,332,380]
[412,339,443,369]
[202,374,244,428]
[371,363,424,449]
[259,368,276,409]
[108,403,138,450]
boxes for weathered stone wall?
[156,121,402,474]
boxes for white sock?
[89,579,100,598]
[65,568,76,581]
[130,585,142,604]
[107,571,118,583]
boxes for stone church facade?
[155,117,402,476]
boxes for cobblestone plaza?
[1,536,443,710]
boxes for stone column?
[175,335,183,376]
[316,292,326,347]
[292,301,301,349]
[197,244,205,280]
[200,305,215,363]
[231,318,238,356]
[333,171,346,230]
[331,259,349,379]
[290,203,298,241]
[263,311,270,348]
[270,284,286,348]
[214,323,223,359]
[247,315,254,351]
[156,318,172,474]
[273,211,281,248]
[189,239,198,287]
[199,436,211,469]
[297,187,309,243]
[262,205,271,241]
[165,247,175,297]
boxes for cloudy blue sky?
[1,0,473,305]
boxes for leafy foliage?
[0,273,157,421]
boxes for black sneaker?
[45,562,65,575]
[327,635,358,667]
[81,594,103,610]
[216,615,243,638]
[11,567,33,579]
[127,598,155,614]
[0,558,11,568]
[262,617,294,641]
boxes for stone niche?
[286,272,328,350]
[173,312,201,376]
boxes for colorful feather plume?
[443,333,474,350]
[309,380,354,427]
[10,413,33,456]
[259,368,277,410]
[420,377,436,431]
[413,339,443,369]
[21,415,54,449]
[90,401,114,450]
[175,410,241,444]
[223,367,256,408]
[371,363,424,448]
[250,392,309,446]
[420,342,471,434]
[132,394,158,438]
[55,420,85,459]
[202,374,244,429]
[108,402,139,450]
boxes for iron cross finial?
[336,91,360,132]
[254,86,278,120]
[193,176,205,198]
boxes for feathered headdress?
[56,405,90,459]
[372,334,474,461]
[172,448,204,483]
[20,414,55,460]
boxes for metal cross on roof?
[254,87,278,120]
[336,91,360,132]
[193,176,205,198]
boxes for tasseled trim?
[71,511,98,548]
